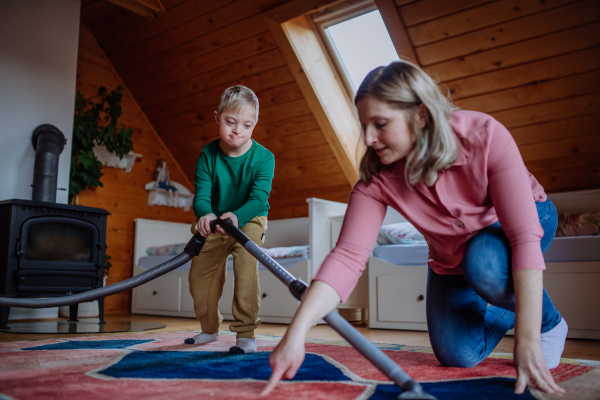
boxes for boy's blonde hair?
[217,85,259,121]
[356,60,458,186]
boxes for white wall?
[0,0,81,204]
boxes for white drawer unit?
[368,257,428,331]
[544,261,600,340]
[367,257,600,339]
[134,274,181,312]
[132,265,195,318]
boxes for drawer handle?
[153,291,157,295]
[417,295,424,302]
[262,293,267,299]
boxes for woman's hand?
[514,339,564,395]
[196,213,217,237]
[259,281,341,396]
[513,270,564,395]
[260,331,306,396]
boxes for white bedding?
[372,243,429,266]
[138,253,309,272]
[371,235,600,267]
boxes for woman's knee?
[464,266,512,305]
[464,230,513,305]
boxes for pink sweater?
[313,110,547,302]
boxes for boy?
[184,85,275,354]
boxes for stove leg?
[68,304,79,322]
[98,298,105,325]
[0,306,10,330]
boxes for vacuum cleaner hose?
[0,233,206,308]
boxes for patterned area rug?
[1,331,598,400]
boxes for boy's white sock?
[541,318,568,369]
[229,338,257,354]
[184,332,219,345]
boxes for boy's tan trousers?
[188,216,267,339]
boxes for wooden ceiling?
[80,0,353,220]
[81,0,600,219]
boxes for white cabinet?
[368,257,428,331]
[367,257,600,339]
[544,261,600,340]
[134,274,181,312]
[132,265,195,318]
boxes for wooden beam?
[266,15,360,185]
[264,0,342,23]
[132,0,164,13]
[374,0,418,63]
[107,0,165,18]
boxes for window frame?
[311,0,380,99]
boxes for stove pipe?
[31,124,66,203]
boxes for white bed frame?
[368,189,600,340]
[131,198,367,324]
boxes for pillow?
[556,212,600,237]
[146,243,186,256]
[263,245,309,259]
[377,222,426,245]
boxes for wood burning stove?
[0,199,109,328]
[0,124,109,329]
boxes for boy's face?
[215,105,257,155]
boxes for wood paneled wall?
[76,23,195,315]
[81,0,353,221]
[395,0,600,192]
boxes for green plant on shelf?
[69,86,134,204]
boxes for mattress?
[371,243,429,266]
[544,235,600,263]
[371,235,600,267]
[138,253,308,272]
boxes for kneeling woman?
[262,60,567,396]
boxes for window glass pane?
[326,10,399,92]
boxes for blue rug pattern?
[18,338,537,399]
[100,351,352,382]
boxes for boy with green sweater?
[184,85,275,354]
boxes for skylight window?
[325,10,399,92]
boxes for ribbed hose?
[0,233,206,308]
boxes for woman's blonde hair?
[356,60,458,186]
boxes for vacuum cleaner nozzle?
[397,381,437,399]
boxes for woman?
[262,60,567,396]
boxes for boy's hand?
[216,212,238,235]
[196,214,217,237]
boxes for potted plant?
[69,86,134,204]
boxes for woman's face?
[356,96,422,165]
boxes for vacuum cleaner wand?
[211,218,437,400]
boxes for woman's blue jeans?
[426,199,562,368]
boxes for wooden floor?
[2,314,600,361]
